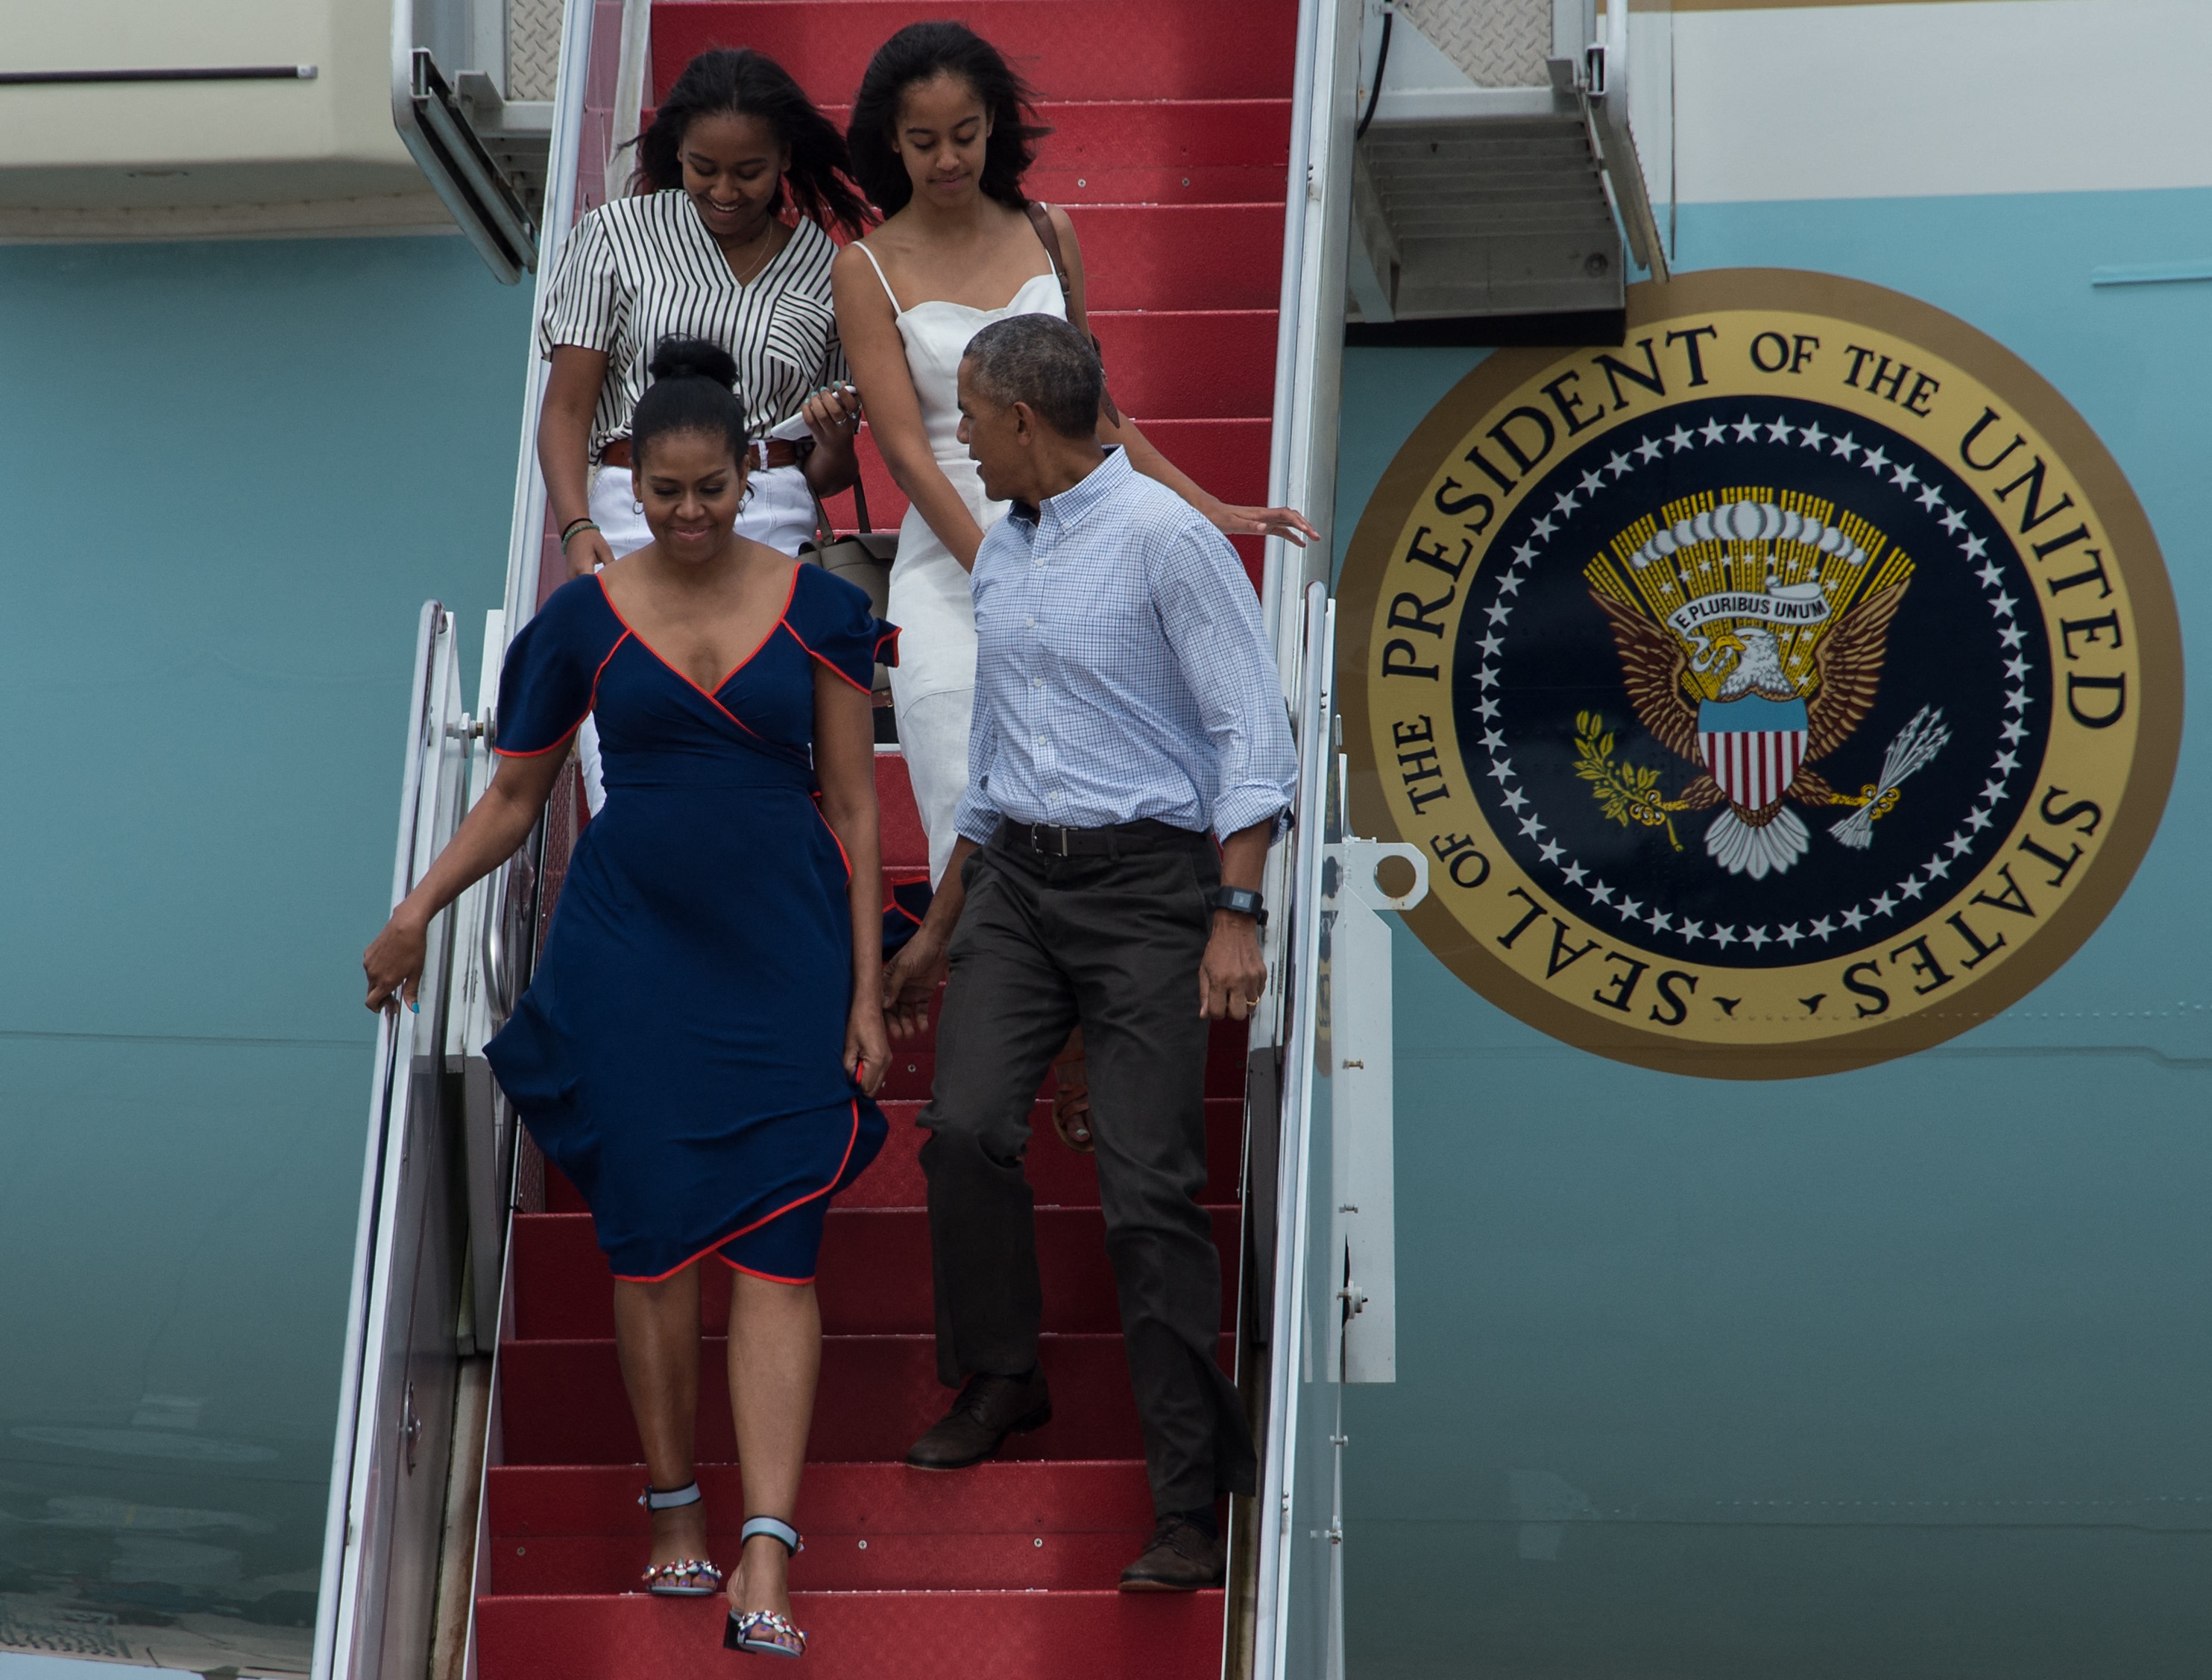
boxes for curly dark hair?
[631,47,872,239]
[846,22,1050,215]
[631,335,750,469]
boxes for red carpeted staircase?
[474,4,1292,1673]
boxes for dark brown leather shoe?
[1118,1515,1225,1591]
[904,1369,1052,1471]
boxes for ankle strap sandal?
[637,1481,721,1597]
[739,1515,803,1556]
[638,1480,704,1512]
[722,1518,807,1658]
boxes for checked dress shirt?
[951,446,1297,846]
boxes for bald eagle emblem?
[1585,493,1948,880]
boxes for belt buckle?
[1030,822,1070,857]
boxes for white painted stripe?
[1674,0,2212,203]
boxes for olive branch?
[1573,710,1691,852]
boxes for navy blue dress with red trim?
[485,563,898,1282]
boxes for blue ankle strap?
[740,1515,803,1556]
[638,1480,702,1512]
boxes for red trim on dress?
[591,571,795,742]
[608,1099,863,1285]
[494,737,573,760]
[781,614,875,696]
[716,1256,816,1286]
[490,630,631,758]
[814,799,854,880]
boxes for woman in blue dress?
[363,337,893,1659]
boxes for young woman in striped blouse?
[538,48,873,811]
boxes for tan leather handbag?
[801,478,898,695]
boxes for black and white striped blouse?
[539,190,846,460]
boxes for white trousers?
[896,687,975,888]
[576,464,819,813]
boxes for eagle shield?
[1585,493,1923,880]
[1698,696,1809,813]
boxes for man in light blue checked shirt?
[883,315,1296,1591]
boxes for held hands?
[801,382,863,449]
[881,923,951,1042]
[1206,500,1319,549]
[1199,910,1267,1021]
[363,911,429,1014]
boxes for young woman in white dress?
[538,48,873,812]
[834,22,1317,894]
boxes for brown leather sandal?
[1050,1029,1094,1153]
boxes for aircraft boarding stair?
[482,3,1294,1675]
[315,0,1413,1673]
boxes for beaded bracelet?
[559,518,599,552]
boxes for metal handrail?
[1252,584,1337,1679]
[497,0,604,649]
[311,602,455,1680]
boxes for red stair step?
[1082,311,1279,418]
[736,100,1295,205]
[475,1588,1223,1680]
[497,1332,1237,1465]
[654,1,1297,105]
[874,751,927,870]
[494,1529,1153,1594]
[1020,99,1295,205]
[512,1204,1240,1339]
[1062,203,1286,312]
[486,1461,1162,1594]
[542,1095,1245,1214]
[838,1096,1248,1207]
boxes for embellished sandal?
[638,1480,723,1597]
[1050,1029,1094,1154]
[722,1516,807,1659]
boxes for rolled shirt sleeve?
[1151,524,1298,841]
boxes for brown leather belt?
[599,437,807,472]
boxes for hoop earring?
[632,499,644,514]
[740,481,757,511]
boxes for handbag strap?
[807,461,875,543]
[1021,201,1122,426]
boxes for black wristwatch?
[1210,885,1267,927]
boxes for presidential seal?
[1339,269,2181,1077]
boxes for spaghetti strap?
[853,241,904,316]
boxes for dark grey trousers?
[919,824,1258,1515]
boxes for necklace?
[719,218,785,286]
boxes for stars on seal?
[1461,401,2041,965]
